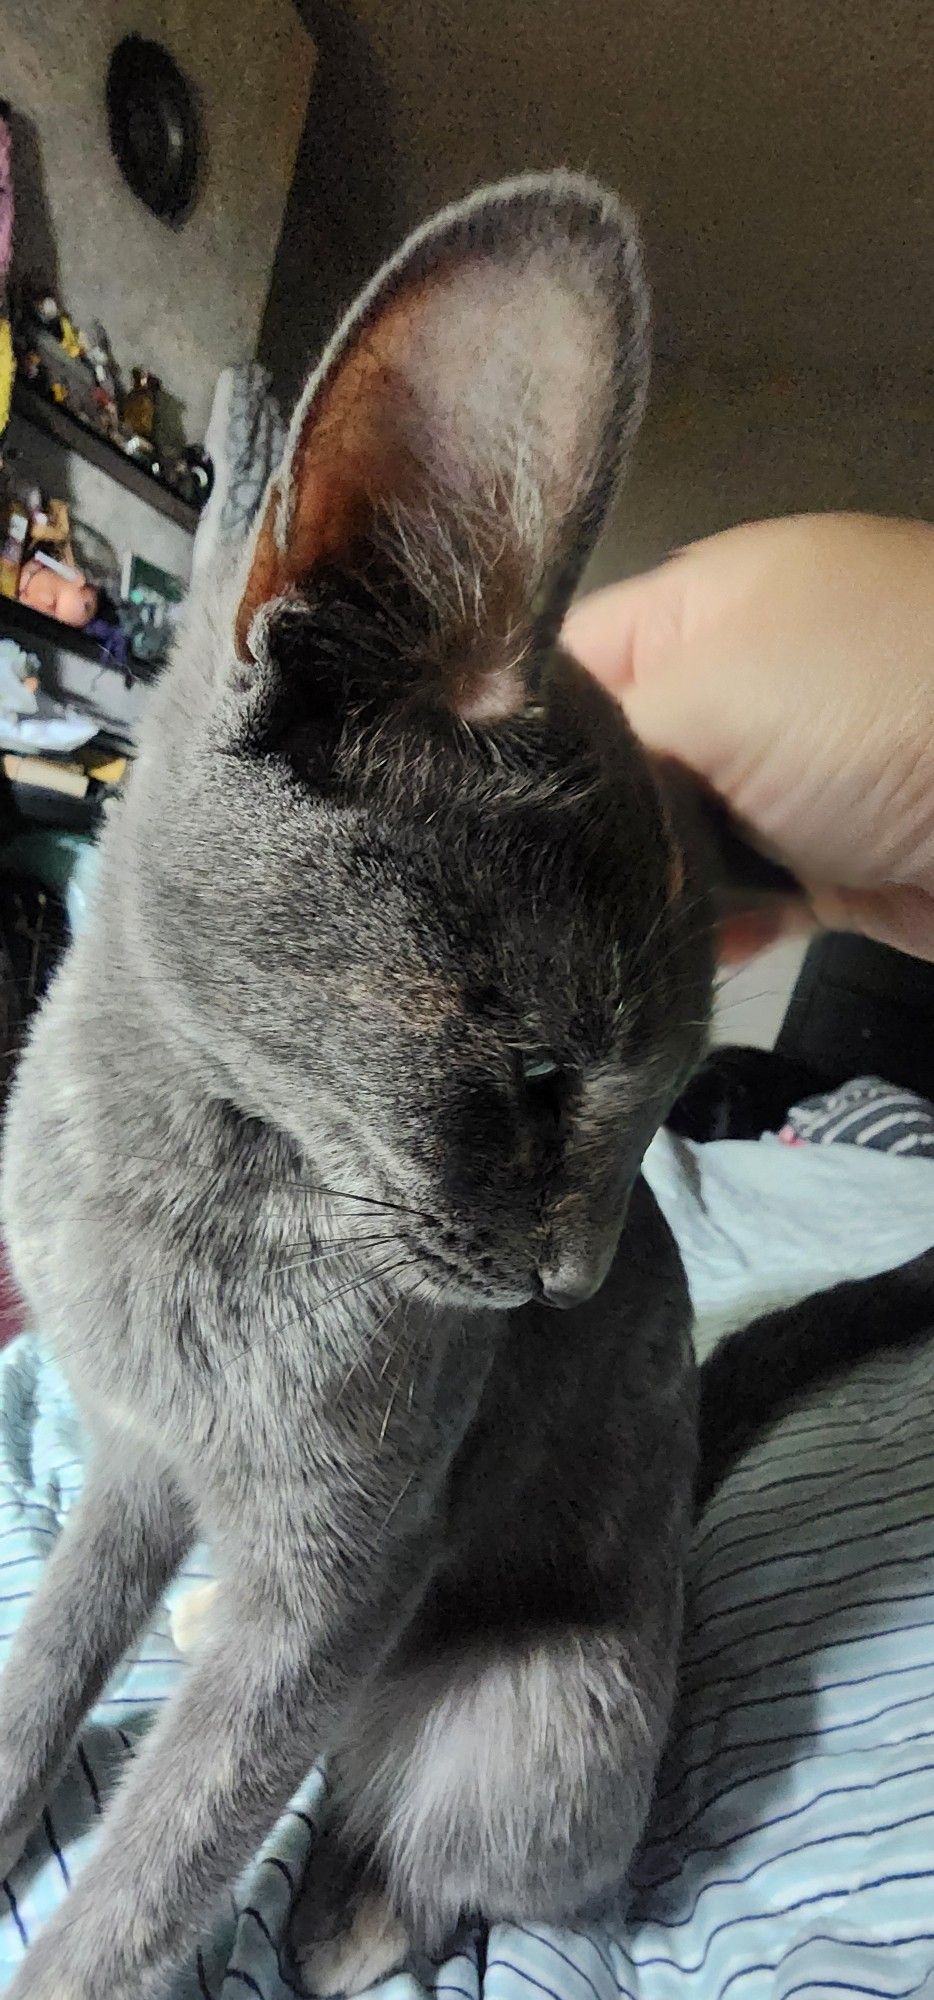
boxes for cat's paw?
[295,1889,410,1996]
[170,1581,218,1656]
[0,1810,37,1882]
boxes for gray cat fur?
[0,172,713,1999]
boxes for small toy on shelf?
[85,321,122,436]
[121,366,159,441]
[168,443,213,509]
[12,290,212,509]
[24,296,79,400]
[17,349,48,392]
[119,550,184,664]
[0,318,12,441]
[57,315,87,363]
[0,492,28,599]
[25,493,75,569]
[27,291,66,338]
[122,432,162,478]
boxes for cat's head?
[139,175,714,1309]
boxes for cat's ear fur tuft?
[236,173,649,723]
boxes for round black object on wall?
[106,36,201,223]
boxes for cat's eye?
[521,1052,560,1083]
[517,1050,565,1130]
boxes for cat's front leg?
[6,1470,433,2000]
[0,1450,191,1880]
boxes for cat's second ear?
[236,174,649,722]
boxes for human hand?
[564,514,934,960]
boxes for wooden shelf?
[0,592,161,683]
[11,381,200,534]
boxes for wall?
[260,1,398,417]
[587,373,934,588]
[266,0,933,401]
[6,0,314,442]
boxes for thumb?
[563,565,687,701]
[565,564,723,780]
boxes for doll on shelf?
[17,552,98,628]
[16,548,131,670]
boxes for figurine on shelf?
[17,348,48,391]
[121,366,159,441]
[0,488,28,599]
[88,383,119,436]
[25,293,78,379]
[11,293,213,509]
[88,321,120,397]
[26,493,76,570]
[122,433,162,478]
[27,291,64,337]
[163,443,214,509]
[15,293,124,430]
[0,315,12,441]
[85,321,122,436]
[57,315,87,363]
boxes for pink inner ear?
[233,223,614,710]
[234,442,385,662]
[235,312,423,662]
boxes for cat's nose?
[536,1196,631,1309]
[536,1242,615,1310]
[538,1269,600,1309]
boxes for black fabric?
[668,1044,831,1142]
[776,932,934,1102]
[0,870,70,1109]
[669,933,934,1144]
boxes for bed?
[0,1127,932,1998]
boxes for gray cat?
[0,174,719,1999]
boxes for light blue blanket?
[1,1129,933,2000]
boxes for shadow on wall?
[259,0,399,419]
[5,105,60,303]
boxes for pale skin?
[564,513,934,963]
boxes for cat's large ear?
[236,173,649,722]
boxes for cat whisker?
[382,1470,416,1529]
[377,1299,431,1441]
[312,1185,438,1222]
[226,1255,419,1371]
[713,987,788,1014]
[379,1385,398,1443]
[336,1288,406,1401]
[624,886,713,989]
[270,1232,406,1276]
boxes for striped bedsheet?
[0,1128,932,2000]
